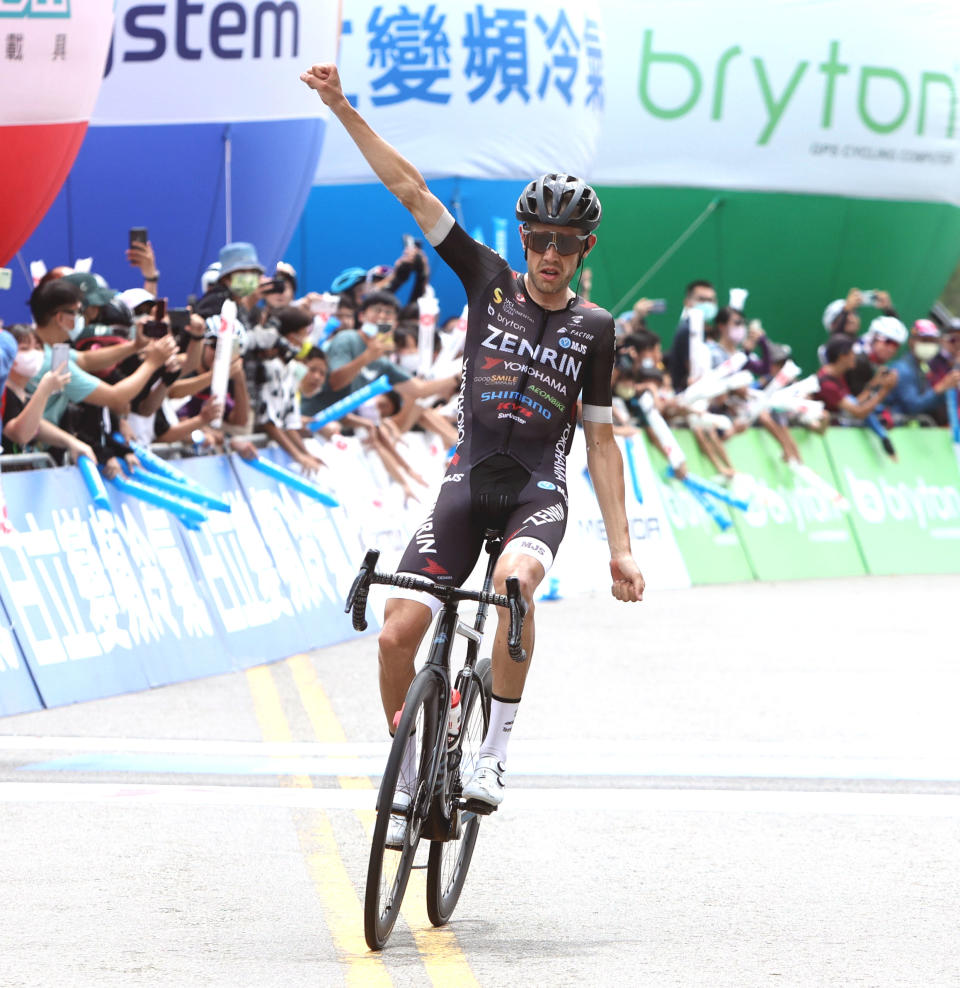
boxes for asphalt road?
[2,574,959,987]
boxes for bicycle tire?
[364,670,442,951]
[426,657,492,926]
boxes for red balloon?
[0,122,89,267]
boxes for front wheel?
[426,657,492,926]
[364,670,441,951]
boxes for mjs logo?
[639,30,957,145]
[104,0,299,76]
[0,0,69,17]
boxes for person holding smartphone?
[1,324,97,463]
[26,279,177,429]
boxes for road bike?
[344,529,526,950]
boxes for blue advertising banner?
[173,455,312,668]
[0,467,154,707]
[0,465,233,707]
[255,447,368,646]
[0,595,42,716]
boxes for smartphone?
[648,298,667,313]
[51,342,70,372]
[402,233,422,251]
[861,290,878,306]
[261,277,286,294]
[129,226,148,247]
[168,307,190,331]
[143,297,168,338]
[0,267,11,291]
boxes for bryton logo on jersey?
[482,326,582,379]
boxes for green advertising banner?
[645,431,755,585]
[725,428,866,581]
[824,428,960,575]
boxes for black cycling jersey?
[432,212,615,478]
[394,211,615,594]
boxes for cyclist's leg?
[464,483,565,805]
[377,598,432,728]
[380,475,485,730]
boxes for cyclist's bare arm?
[300,63,445,236]
[583,419,646,602]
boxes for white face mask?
[727,324,746,345]
[67,313,85,341]
[914,341,939,362]
[12,349,44,379]
[397,352,421,373]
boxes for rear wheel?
[426,657,492,926]
[364,670,441,950]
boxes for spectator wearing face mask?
[844,316,905,399]
[193,242,265,332]
[886,320,960,425]
[1,325,98,462]
[927,321,960,390]
[27,279,177,428]
[665,279,717,393]
[251,306,323,474]
[321,290,458,423]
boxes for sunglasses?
[521,226,589,256]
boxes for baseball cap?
[821,299,847,333]
[912,318,940,339]
[117,287,156,312]
[63,271,116,307]
[869,316,907,345]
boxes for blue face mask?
[67,313,85,341]
[694,300,718,323]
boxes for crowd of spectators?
[1,233,958,504]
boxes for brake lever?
[504,576,527,663]
[344,548,380,632]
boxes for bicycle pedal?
[461,797,497,817]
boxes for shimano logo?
[481,391,552,419]
[105,1,300,76]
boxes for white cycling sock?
[479,694,521,765]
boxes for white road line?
[0,781,959,818]
[3,735,959,782]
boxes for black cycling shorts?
[393,455,568,611]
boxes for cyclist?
[301,64,646,821]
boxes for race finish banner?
[314,0,604,184]
[93,0,340,124]
[315,1,960,205]
[588,0,960,205]
[824,427,960,574]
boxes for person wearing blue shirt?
[887,320,960,425]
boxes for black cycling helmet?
[515,173,602,232]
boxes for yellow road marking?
[245,664,390,986]
[285,654,480,988]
